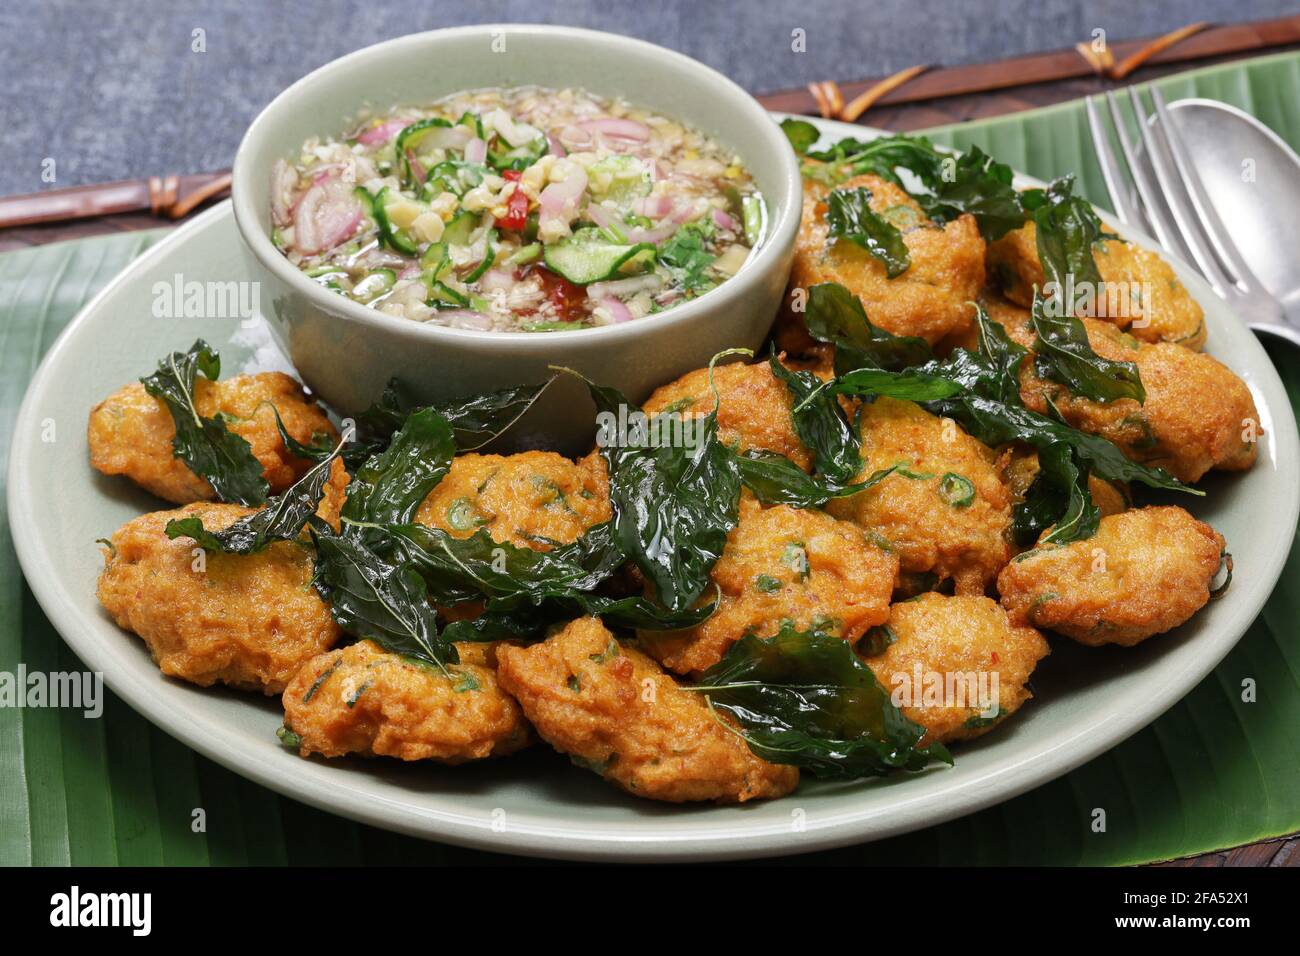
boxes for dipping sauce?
[271,87,765,331]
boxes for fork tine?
[1149,86,1271,298]
[1103,91,1200,273]
[1126,86,1237,296]
[1085,96,1143,227]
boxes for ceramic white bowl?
[231,25,803,451]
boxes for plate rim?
[8,119,1299,861]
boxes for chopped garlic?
[411,211,445,243]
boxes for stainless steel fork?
[1085,86,1299,348]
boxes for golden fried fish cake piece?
[414,450,610,550]
[96,503,341,693]
[496,617,799,804]
[1016,315,1260,483]
[88,371,339,505]
[826,397,1012,595]
[639,495,897,676]
[987,224,1206,349]
[281,640,531,763]
[778,174,984,353]
[314,457,352,532]
[864,593,1050,746]
[641,359,820,472]
[997,506,1226,647]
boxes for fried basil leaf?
[268,405,339,463]
[340,407,455,530]
[1024,175,1105,304]
[1013,443,1101,546]
[805,135,1025,241]
[830,366,965,402]
[386,519,708,641]
[826,187,911,278]
[967,304,1031,404]
[930,393,1195,494]
[165,442,341,554]
[1030,291,1145,404]
[585,373,742,613]
[803,282,934,374]
[383,523,620,607]
[692,625,951,779]
[354,377,551,455]
[308,518,457,671]
[735,451,898,508]
[914,144,1025,242]
[767,352,860,486]
[139,340,269,506]
[780,118,821,155]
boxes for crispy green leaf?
[340,407,455,530]
[830,366,966,402]
[308,518,457,671]
[735,451,898,508]
[930,394,1196,494]
[968,304,1031,404]
[1013,443,1102,546]
[1025,175,1105,305]
[139,340,269,506]
[692,625,951,779]
[803,282,934,374]
[780,118,821,155]
[585,370,742,613]
[165,440,341,554]
[1030,291,1145,404]
[806,134,1025,240]
[354,377,551,455]
[826,187,911,278]
[383,522,620,607]
[767,352,859,486]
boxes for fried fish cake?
[496,617,799,803]
[97,503,341,693]
[826,397,1012,595]
[281,640,531,763]
[1016,315,1260,483]
[639,495,898,675]
[641,358,823,472]
[414,450,610,549]
[987,225,1206,349]
[997,506,1226,646]
[88,371,339,505]
[779,174,984,352]
[863,593,1050,746]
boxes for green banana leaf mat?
[2,52,1298,866]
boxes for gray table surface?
[0,1,1292,198]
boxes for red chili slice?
[496,169,530,231]
[535,267,585,322]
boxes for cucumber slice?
[542,228,656,285]
[427,280,469,308]
[463,228,498,283]
[420,241,453,282]
[396,118,454,187]
[504,242,541,266]
[742,195,765,247]
[441,210,478,248]
[373,186,419,256]
[350,268,397,303]
[587,155,652,206]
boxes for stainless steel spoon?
[1131,98,1300,334]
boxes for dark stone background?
[1,0,1291,195]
